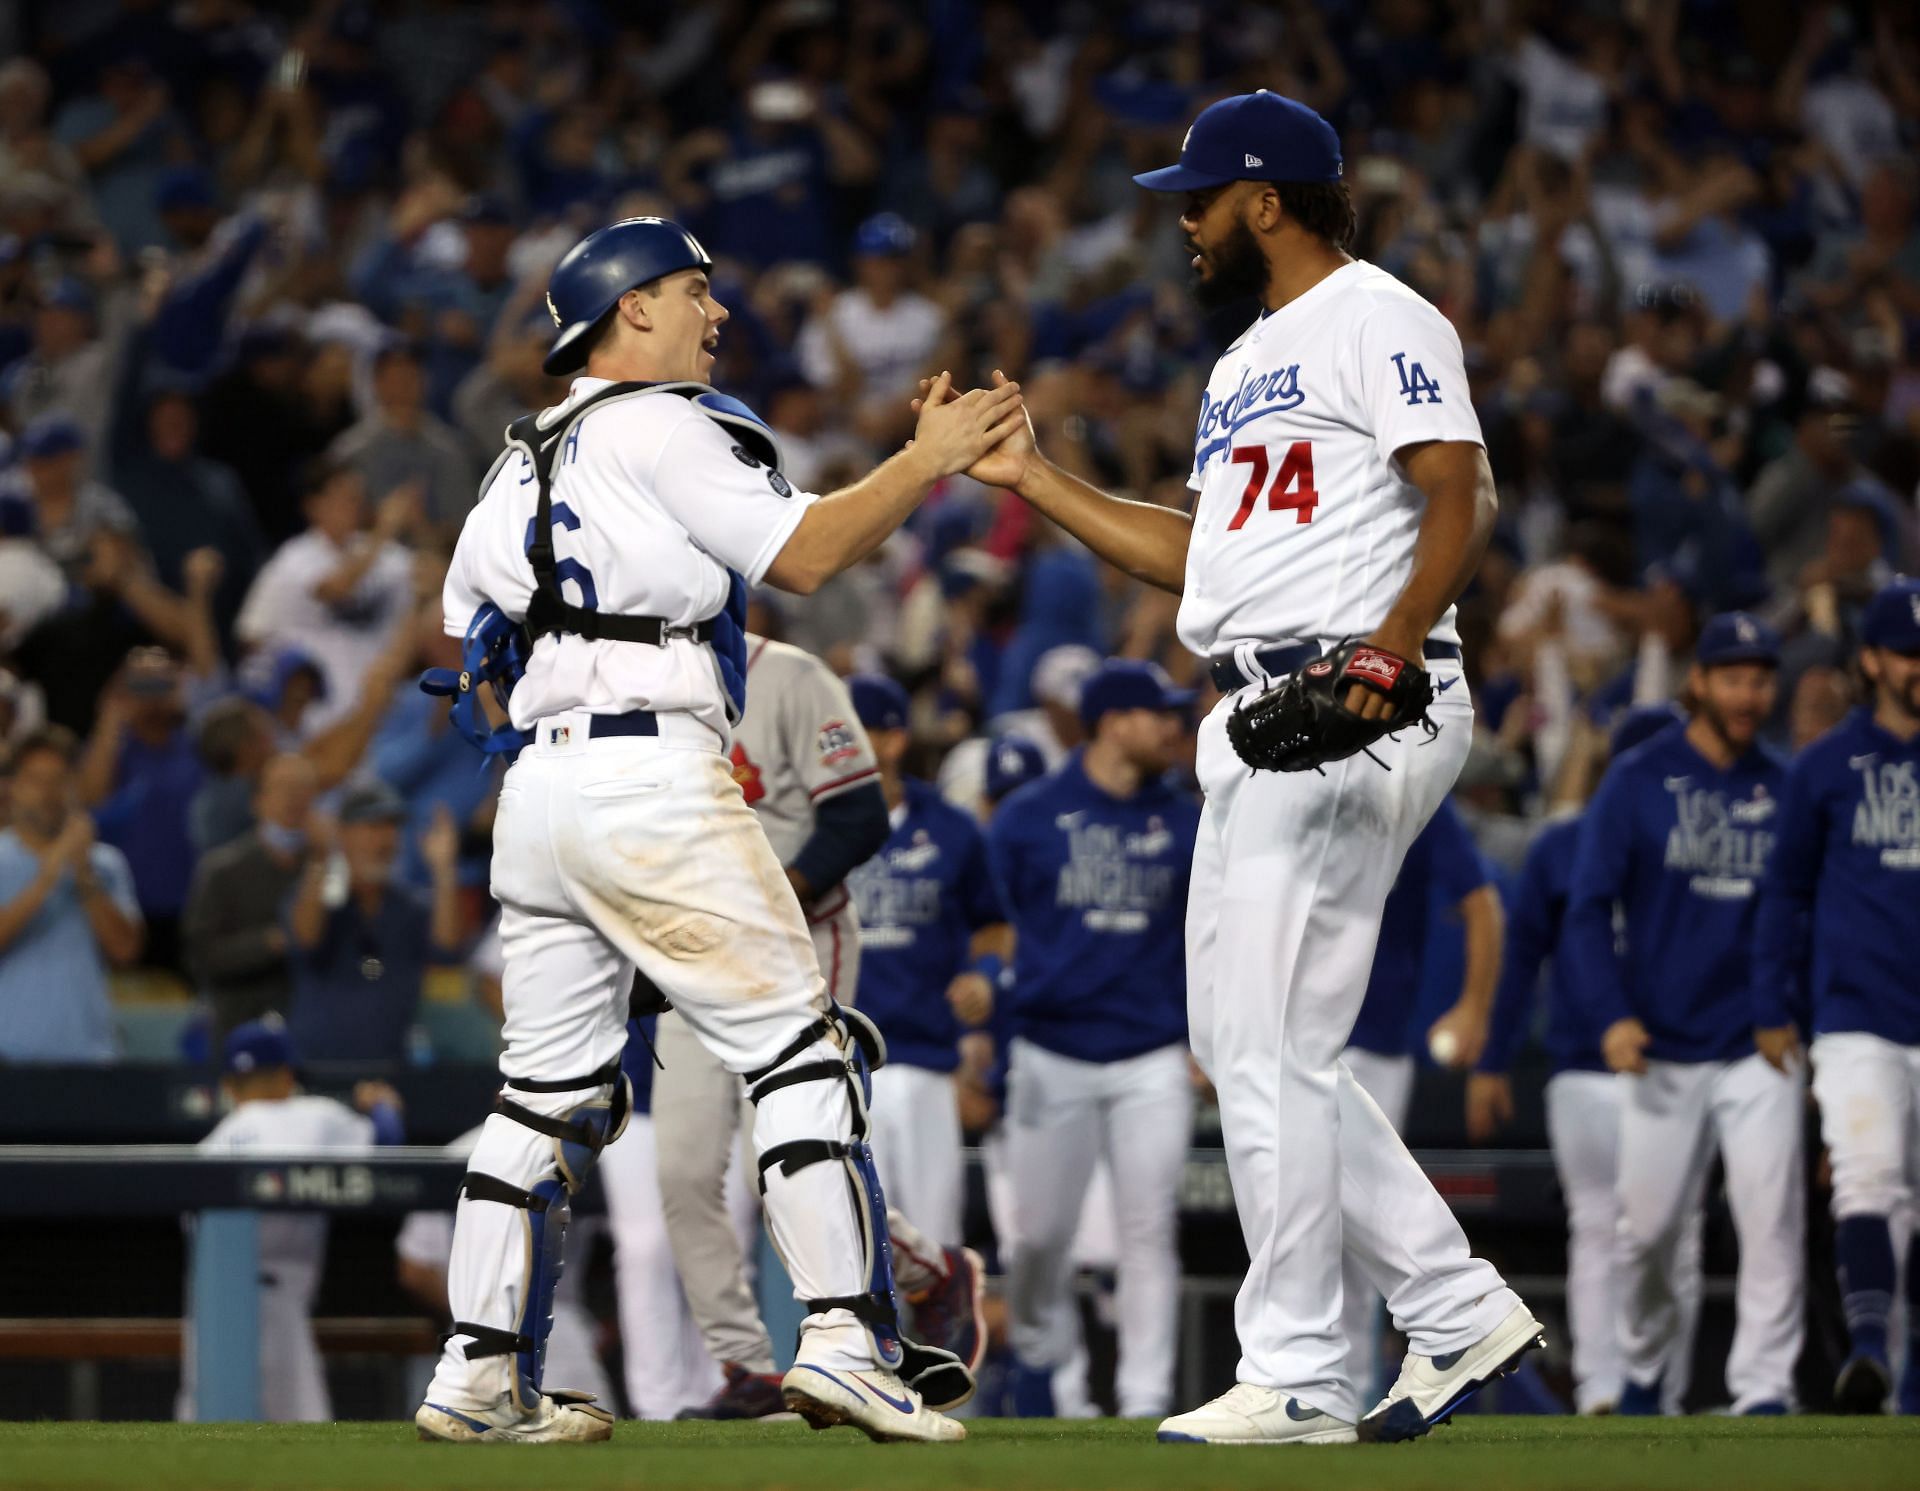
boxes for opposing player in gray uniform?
[652,633,983,1417]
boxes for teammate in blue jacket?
[1564,613,1803,1415]
[1475,704,1702,1415]
[845,674,1011,1260]
[988,659,1201,1419]
[1338,796,1502,1401]
[1756,575,1920,1415]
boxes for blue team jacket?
[1348,797,1492,1057]
[1480,815,1608,1077]
[847,779,1007,1072]
[1564,728,1785,1064]
[987,752,1198,1064]
[1753,709,1920,1045]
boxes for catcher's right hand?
[1225,640,1437,774]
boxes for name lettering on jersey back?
[1663,782,1774,899]
[1852,758,1920,869]
[1055,818,1179,932]
[1195,363,1303,473]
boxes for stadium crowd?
[0,0,1917,1423]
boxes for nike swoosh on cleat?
[793,1365,869,1405]
[848,1372,919,1414]
[424,1402,492,1434]
[1285,1398,1325,1421]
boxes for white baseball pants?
[1004,1037,1194,1417]
[1338,1047,1416,1403]
[599,1114,728,1417]
[1189,664,1517,1420]
[869,1062,965,1253]
[1810,1032,1920,1221]
[1547,1070,1701,1413]
[426,721,884,1411]
[1618,1054,1805,1411]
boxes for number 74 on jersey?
[1227,442,1317,530]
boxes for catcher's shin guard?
[746,1004,904,1369]
[445,1065,631,1410]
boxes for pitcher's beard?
[1192,219,1270,311]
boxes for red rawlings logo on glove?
[1342,647,1404,690]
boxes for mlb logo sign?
[548,725,572,746]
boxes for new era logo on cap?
[1245,153,1264,168]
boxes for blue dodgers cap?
[848,673,910,732]
[853,212,916,258]
[1862,575,1920,652]
[19,414,84,460]
[985,735,1046,802]
[1695,611,1781,669]
[1134,90,1343,192]
[223,1016,294,1076]
[1079,659,1197,729]
[1609,703,1686,760]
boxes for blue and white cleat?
[781,1362,966,1442]
[1357,1303,1546,1443]
[1156,1384,1357,1445]
[415,1390,614,1443]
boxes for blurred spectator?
[994,642,1102,768]
[198,329,351,545]
[282,784,461,1066]
[799,213,951,440]
[0,58,95,237]
[234,461,416,732]
[0,413,139,577]
[4,270,128,460]
[182,754,319,1052]
[51,50,190,256]
[189,698,275,855]
[0,726,143,1062]
[107,385,263,629]
[76,648,207,973]
[325,341,476,530]
[1747,372,1877,591]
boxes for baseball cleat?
[675,1361,791,1420]
[780,1362,966,1443]
[1157,1383,1357,1445]
[415,1390,614,1444]
[1833,1354,1891,1415]
[908,1246,987,1372]
[1616,1376,1663,1416]
[1357,1303,1546,1442]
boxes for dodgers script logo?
[1195,363,1304,473]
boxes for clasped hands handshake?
[904,369,1039,491]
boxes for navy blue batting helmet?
[542,217,713,376]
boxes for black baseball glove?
[1225,640,1438,774]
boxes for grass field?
[1,1416,1915,1491]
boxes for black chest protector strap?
[512,381,717,647]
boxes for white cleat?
[415,1390,615,1444]
[1358,1303,1546,1442]
[780,1362,966,1443]
[1156,1383,1357,1445]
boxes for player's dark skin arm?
[1349,439,1497,719]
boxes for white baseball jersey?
[1177,260,1483,660]
[443,380,820,742]
[198,1094,377,1279]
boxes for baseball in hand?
[1429,1028,1460,1066]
